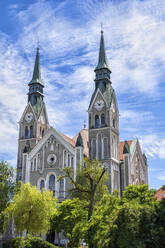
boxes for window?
[59,178,64,198]
[113,119,115,128]
[25,126,29,138]
[103,138,108,159]
[101,114,105,127]
[98,133,102,160]
[49,175,55,196]
[34,158,36,170]
[91,139,96,160]
[68,154,70,167]
[40,180,45,190]
[95,115,99,128]
[30,126,33,138]
[71,157,74,168]
[64,151,67,167]
[89,114,91,128]
[42,129,44,137]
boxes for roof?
[59,132,76,147]
[73,128,88,156]
[29,47,44,86]
[95,31,110,71]
[154,188,165,201]
[120,140,132,160]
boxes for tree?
[0,161,15,233]
[122,184,156,205]
[0,161,15,211]
[3,183,57,235]
[51,198,87,248]
[61,157,108,248]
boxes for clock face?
[47,154,56,167]
[94,100,104,111]
[25,112,33,123]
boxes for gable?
[88,88,107,112]
[29,127,75,159]
[19,102,37,123]
[88,83,114,111]
[38,103,49,126]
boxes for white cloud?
[157,175,165,181]
[140,135,165,159]
[0,0,165,166]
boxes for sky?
[0,0,165,189]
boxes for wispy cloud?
[0,0,165,172]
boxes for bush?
[3,236,56,248]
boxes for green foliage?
[3,236,55,248]
[3,183,57,235]
[122,184,156,204]
[61,157,108,248]
[0,161,15,233]
[88,192,121,248]
[0,161,15,211]
[51,198,87,248]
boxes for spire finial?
[101,22,104,33]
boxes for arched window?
[42,129,44,137]
[95,115,99,128]
[103,138,108,159]
[59,178,64,198]
[71,157,74,168]
[40,127,42,137]
[25,126,29,138]
[34,158,36,170]
[68,154,70,167]
[98,133,102,160]
[91,139,96,160]
[89,114,91,128]
[38,154,40,169]
[49,175,55,196]
[30,126,33,138]
[64,151,67,167]
[113,119,115,128]
[101,114,105,127]
[40,180,45,190]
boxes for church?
[16,31,148,197]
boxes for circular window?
[47,154,56,166]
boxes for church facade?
[17,32,148,197]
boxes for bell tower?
[17,48,49,181]
[88,31,120,192]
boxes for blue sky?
[0,0,165,189]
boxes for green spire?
[76,133,84,147]
[29,47,43,86]
[28,47,44,106]
[123,141,130,154]
[95,31,110,71]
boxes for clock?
[25,112,33,123]
[94,100,104,111]
[47,154,56,166]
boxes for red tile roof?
[154,188,165,201]
[119,140,132,160]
